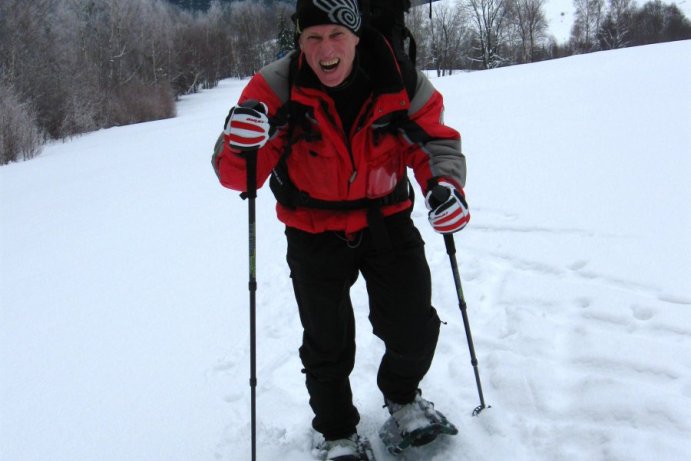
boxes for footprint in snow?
[630,304,656,321]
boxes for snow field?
[2,41,691,461]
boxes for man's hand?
[425,180,470,234]
[223,100,273,151]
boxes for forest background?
[2,0,690,165]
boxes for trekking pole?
[241,148,259,461]
[443,234,489,416]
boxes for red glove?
[425,180,470,234]
[223,100,272,151]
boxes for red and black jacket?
[213,27,466,235]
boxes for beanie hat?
[293,0,362,36]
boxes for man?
[212,1,469,459]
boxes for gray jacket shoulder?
[257,52,296,105]
[409,70,436,116]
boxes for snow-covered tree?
[0,82,43,164]
[276,10,296,58]
[598,0,636,49]
[465,0,512,68]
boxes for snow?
[2,40,691,461]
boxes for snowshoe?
[314,433,376,461]
[379,392,458,455]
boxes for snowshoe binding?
[314,433,376,461]
[379,392,458,455]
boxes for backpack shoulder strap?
[360,0,416,65]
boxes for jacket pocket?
[287,144,346,201]
[366,134,403,199]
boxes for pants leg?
[360,211,441,404]
[285,227,361,440]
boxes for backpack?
[359,0,416,66]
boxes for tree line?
[2,0,689,165]
[1,0,293,165]
[407,0,690,74]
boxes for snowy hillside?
[1,41,690,461]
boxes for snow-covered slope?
[2,41,690,461]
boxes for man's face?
[298,24,359,88]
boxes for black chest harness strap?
[270,161,413,252]
[268,93,414,252]
[270,167,411,211]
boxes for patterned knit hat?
[293,0,362,36]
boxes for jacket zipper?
[345,96,376,187]
[320,100,358,188]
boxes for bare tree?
[508,0,548,63]
[0,0,71,137]
[225,1,279,77]
[0,82,43,164]
[429,1,472,75]
[571,0,605,52]
[598,0,635,49]
[465,0,512,69]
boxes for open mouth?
[320,58,340,72]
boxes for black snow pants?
[285,208,441,441]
